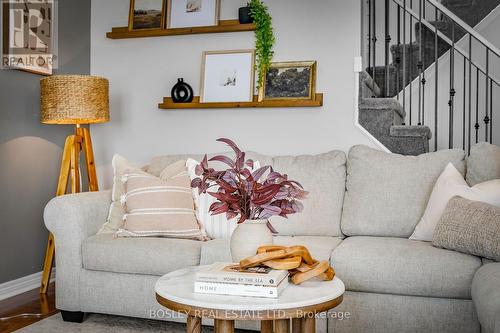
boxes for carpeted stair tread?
[365,66,399,97]
[359,70,382,97]
[378,135,430,155]
[390,125,432,139]
[441,0,500,28]
[359,97,406,120]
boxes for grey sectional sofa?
[44,143,500,333]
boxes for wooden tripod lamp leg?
[40,126,100,294]
[80,127,99,191]
[40,135,75,294]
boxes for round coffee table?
[155,266,345,333]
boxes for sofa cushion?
[472,263,500,333]
[466,142,500,186]
[342,145,466,237]
[199,236,343,265]
[148,150,347,237]
[146,151,273,177]
[200,238,232,265]
[270,151,347,237]
[331,236,481,298]
[83,234,202,276]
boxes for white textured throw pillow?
[186,158,260,239]
[410,163,500,241]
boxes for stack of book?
[194,262,289,298]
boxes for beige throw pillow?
[117,159,206,240]
[98,154,150,234]
[433,196,500,261]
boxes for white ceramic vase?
[230,219,273,263]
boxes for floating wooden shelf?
[158,94,323,109]
[107,20,256,39]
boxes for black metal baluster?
[462,56,467,150]
[467,35,472,154]
[484,50,489,142]
[368,0,372,93]
[490,80,493,143]
[403,0,407,119]
[434,7,439,151]
[421,1,426,126]
[475,67,480,144]
[396,5,401,100]
[448,23,455,149]
[385,0,391,97]
[372,0,377,94]
[417,0,423,125]
[409,0,413,125]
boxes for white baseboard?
[0,269,56,301]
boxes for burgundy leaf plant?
[191,138,308,230]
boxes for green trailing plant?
[248,0,275,89]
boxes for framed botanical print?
[261,61,317,100]
[128,0,166,31]
[167,0,220,29]
[200,50,255,103]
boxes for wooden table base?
[214,319,234,333]
[187,316,201,333]
[183,317,316,333]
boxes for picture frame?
[167,0,220,29]
[128,0,166,31]
[200,50,255,103]
[260,61,317,101]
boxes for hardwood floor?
[0,283,57,333]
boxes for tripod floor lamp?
[40,75,109,294]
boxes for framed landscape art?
[200,50,255,103]
[128,0,166,31]
[167,0,220,28]
[261,61,317,100]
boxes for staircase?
[361,0,500,155]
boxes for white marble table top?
[155,266,345,312]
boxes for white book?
[195,262,289,287]
[194,277,289,298]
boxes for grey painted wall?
[0,0,91,283]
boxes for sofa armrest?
[44,190,111,311]
[44,190,111,238]
[471,263,500,333]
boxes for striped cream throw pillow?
[116,159,206,240]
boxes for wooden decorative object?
[158,94,323,109]
[239,245,335,285]
[106,20,255,39]
[39,75,109,294]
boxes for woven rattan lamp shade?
[40,75,109,125]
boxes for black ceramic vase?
[238,6,253,24]
[171,78,194,103]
